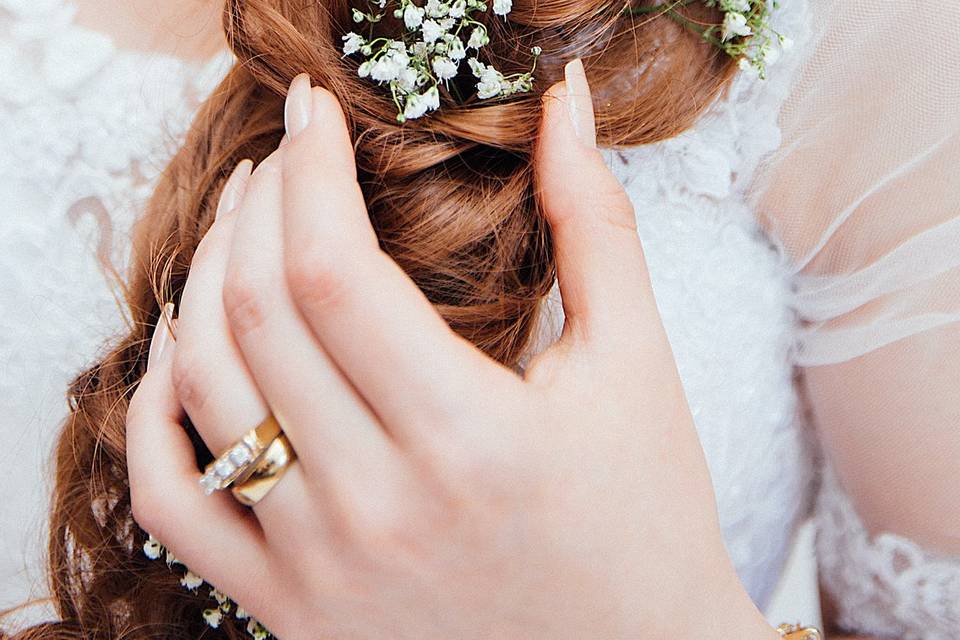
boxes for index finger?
[280,84,513,440]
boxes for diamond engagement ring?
[199,415,283,495]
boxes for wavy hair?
[2,0,735,637]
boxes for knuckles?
[283,246,355,314]
[221,267,273,340]
[170,346,213,417]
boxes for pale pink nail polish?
[147,303,176,370]
[215,159,253,220]
[563,59,597,149]
[284,73,313,139]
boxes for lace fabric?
[816,466,960,639]
[0,0,230,613]
[752,1,960,636]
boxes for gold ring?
[230,434,296,507]
[199,415,283,495]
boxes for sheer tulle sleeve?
[750,1,960,636]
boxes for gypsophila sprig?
[142,533,276,639]
[342,0,541,122]
[628,0,789,79]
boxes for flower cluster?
[143,533,273,639]
[630,0,790,79]
[342,0,541,122]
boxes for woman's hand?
[127,65,777,640]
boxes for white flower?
[471,61,505,98]
[180,570,204,591]
[143,535,162,560]
[721,12,752,41]
[403,3,425,29]
[421,19,444,43]
[448,0,467,18]
[423,85,441,111]
[493,0,512,16]
[358,60,373,78]
[210,588,229,605]
[397,66,420,92]
[247,619,270,640]
[467,26,488,49]
[425,0,447,17]
[404,92,429,120]
[738,56,752,71]
[342,32,365,55]
[165,549,181,566]
[370,57,401,82]
[203,609,223,629]
[235,607,251,620]
[433,56,458,80]
[779,34,794,50]
[445,35,466,60]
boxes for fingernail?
[563,59,596,148]
[284,73,313,139]
[147,303,176,370]
[215,159,253,220]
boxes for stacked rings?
[199,415,295,506]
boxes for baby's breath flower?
[180,571,204,591]
[236,607,251,620]
[449,0,468,18]
[492,0,512,16]
[344,0,540,121]
[247,619,270,640]
[432,56,458,80]
[421,18,444,43]
[203,608,224,629]
[721,11,752,41]
[142,535,162,560]
[403,3,425,28]
[467,26,488,49]
[630,1,787,81]
[342,32,365,55]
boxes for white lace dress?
[1,0,957,637]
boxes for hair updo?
[2,1,735,637]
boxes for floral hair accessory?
[342,0,541,122]
[629,0,791,79]
[143,533,274,639]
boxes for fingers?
[172,158,316,531]
[172,160,269,457]
[279,81,514,439]
[222,137,399,489]
[535,60,662,353]
[127,304,273,605]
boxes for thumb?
[535,59,659,351]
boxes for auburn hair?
[3,0,735,637]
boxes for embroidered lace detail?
[0,0,230,612]
[816,466,960,639]
[613,0,816,606]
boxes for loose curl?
[3,1,735,637]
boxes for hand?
[127,65,777,640]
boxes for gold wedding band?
[230,434,297,507]
[199,415,283,495]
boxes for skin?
[126,70,782,639]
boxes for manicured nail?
[148,303,176,370]
[215,159,253,220]
[563,59,596,148]
[284,73,313,139]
